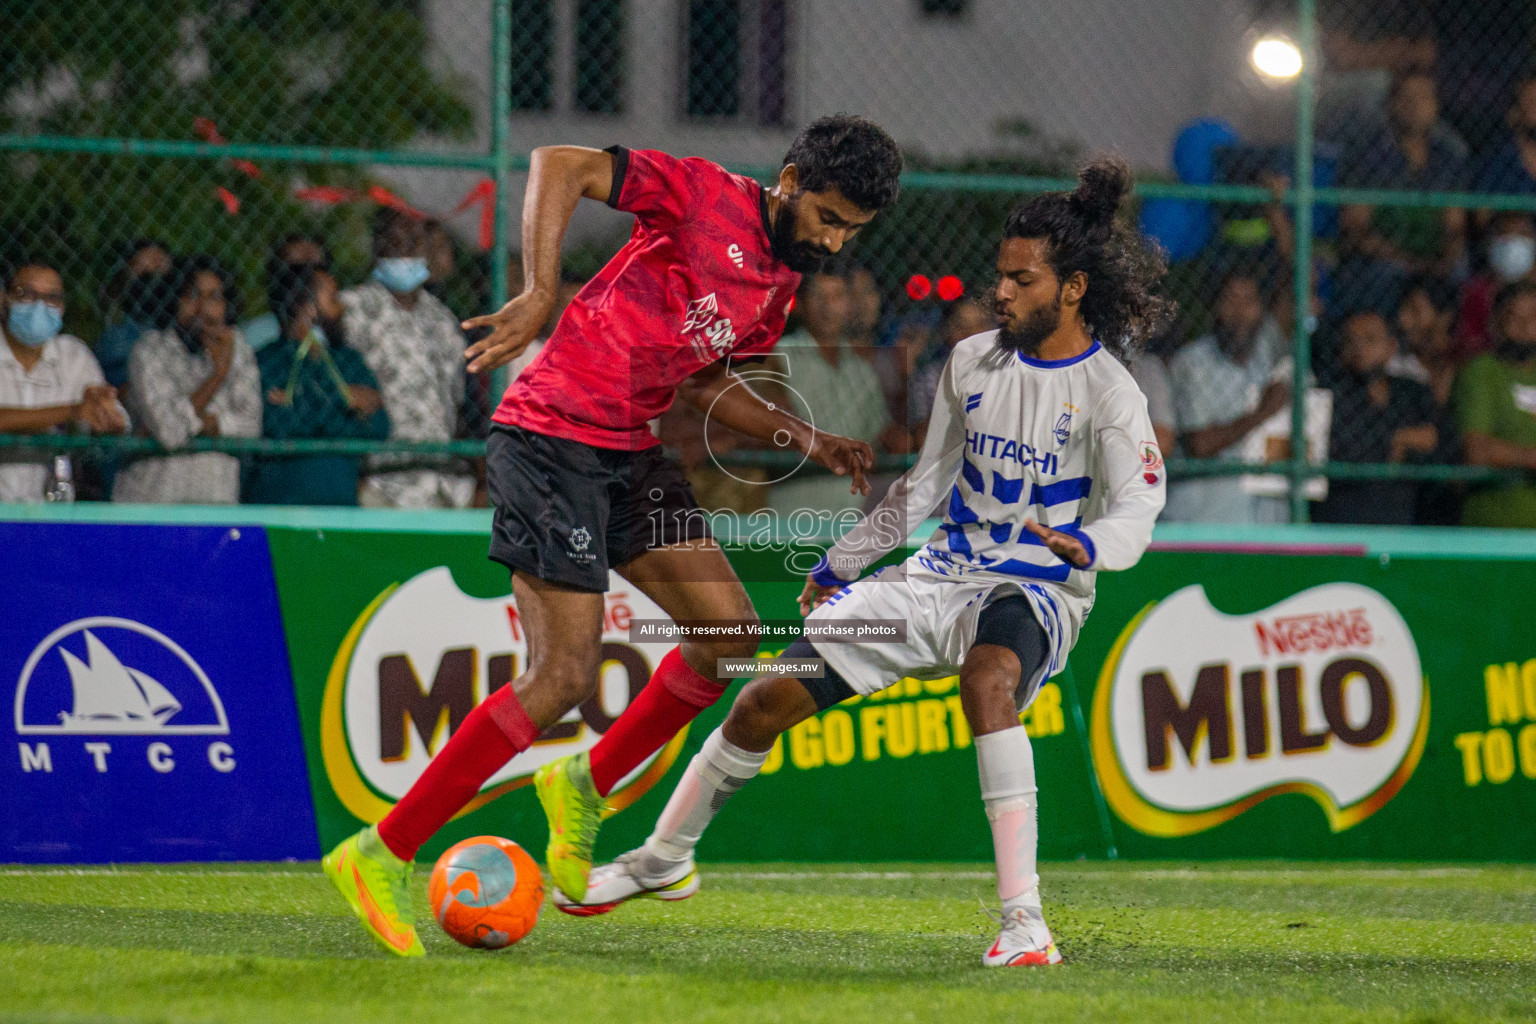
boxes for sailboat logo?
[14,617,229,736]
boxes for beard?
[1215,321,1260,360]
[770,192,834,273]
[994,295,1062,356]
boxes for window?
[509,0,553,112]
[757,0,788,125]
[687,0,741,117]
[685,0,790,124]
[575,0,625,114]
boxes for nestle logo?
[1254,609,1372,657]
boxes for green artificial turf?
[0,861,1532,1024]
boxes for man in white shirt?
[115,256,262,505]
[560,158,1173,968]
[342,209,475,509]
[1165,270,1291,523]
[0,262,127,502]
[766,270,894,515]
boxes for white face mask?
[1489,234,1536,283]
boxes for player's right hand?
[804,431,875,496]
[462,291,553,373]
[797,575,843,617]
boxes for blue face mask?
[372,257,431,294]
[7,301,63,347]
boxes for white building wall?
[392,0,1265,245]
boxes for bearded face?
[995,287,1063,356]
[770,191,836,273]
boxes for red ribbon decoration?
[194,116,497,249]
[193,118,262,179]
[447,178,497,251]
[365,184,427,220]
[292,185,360,204]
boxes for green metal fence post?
[489,0,515,398]
[1289,0,1317,523]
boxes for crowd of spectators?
[0,207,567,509]
[1136,59,1536,529]
[7,63,1536,529]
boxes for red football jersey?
[493,146,802,450]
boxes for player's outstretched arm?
[810,348,969,589]
[463,146,616,372]
[677,362,875,495]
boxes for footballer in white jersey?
[560,157,1174,968]
[804,325,1165,706]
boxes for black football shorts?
[485,424,711,592]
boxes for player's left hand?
[1023,518,1093,569]
[804,431,874,496]
[797,574,844,616]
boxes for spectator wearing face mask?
[0,261,129,502]
[342,207,475,509]
[242,233,333,353]
[114,255,262,504]
[247,266,390,505]
[1456,212,1536,360]
[1457,280,1536,528]
[96,239,174,392]
[1315,311,1438,524]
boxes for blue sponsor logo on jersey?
[964,429,1059,476]
[965,392,984,413]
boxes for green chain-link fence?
[3,0,1536,524]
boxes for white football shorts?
[801,556,1070,709]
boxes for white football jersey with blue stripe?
[820,330,1165,670]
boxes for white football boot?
[982,904,1063,967]
[552,847,700,917]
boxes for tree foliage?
[0,0,474,337]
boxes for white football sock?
[644,727,769,865]
[975,726,1040,910]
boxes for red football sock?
[589,646,726,796]
[376,684,539,861]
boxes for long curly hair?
[1002,156,1175,360]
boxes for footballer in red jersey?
[321,114,903,954]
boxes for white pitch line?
[710,871,997,881]
[0,869,316,877]
[1116,868,1486,880]
[0,867,1490,880]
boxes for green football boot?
[535,751,608,902]
[322,825,425,957]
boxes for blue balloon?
[1173,118,1240,185]
[1140,199,1211,263]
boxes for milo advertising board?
[1072,545,1536,860]
[268,527,697,861]
[266,527,1109,864]
[261,522,1536,862]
